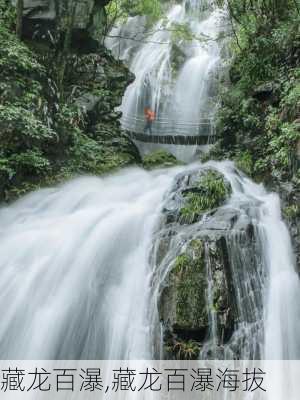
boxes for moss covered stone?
[180,169,231,220]
[159,239,208,336]
[142,150,181,170]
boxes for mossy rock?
[159,239,208,336]
[180,169,231,221]
[142,150,181,169]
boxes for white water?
[0,168,182,359]
[106,0,226,157]
[0,1,298,385]
[0,162,299,363]
[219,162,300,360]
[106,0,300,363]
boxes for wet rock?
[279,181,300,272]
[201,207,239,231]
[164,167,232,224]
[252,81,279,103]
[155,167,262,359]
[76,93,100,113]
[159,240,208,337]
[12,0,108,44]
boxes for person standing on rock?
[144,107,155,135]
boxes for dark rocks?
[279,181,300,273]
[76,92,100,113]
[164,168,232,224]
[159,235,234,356]
[12,0,108,44]
[159,240,208,339]
[252,81,279,103]
[155,167,263,359]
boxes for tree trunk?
[57,0,77,94]
[16,0,24,39]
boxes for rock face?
[155,167,263,359]
[252,81,279,103]
[1,1,140,200]
[12,0,109,44]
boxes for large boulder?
[154,167,264,359]
[12,0,109,44]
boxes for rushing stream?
[0,161,299,361]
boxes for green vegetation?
[234,150,254,176]
[174,254,190,274]
[171,241,208,331]
[105,0,162,31]
[215,0,300,185]
[142,150,181,169]
[283,204,300,219]
[180,169,231,219]
[172,339,200,360]
[0,0,139,201]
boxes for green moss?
[174,254,190,274]
[142,150,181,169]
[283,204,300,219]
[180,169,231,219]
[234,150,254,176]
[170,240,207,330]
[190,238,204,255]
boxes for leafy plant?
[180,170,231,218]
[173,339,200,360]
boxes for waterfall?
[108,0,300,363]
[106,0,227,163]
[149,161,300,361]
[0,169,182,359]
[220,163,300,360]
[0,158,299,364]
[0,0,298,382]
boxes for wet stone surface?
[154,167,264,359]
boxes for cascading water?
[0,4,298,396]
[221,163,300,361]
[106,0,227,161]
[0,162,299,364]
[0,169,181,359]
[147,161,300,363]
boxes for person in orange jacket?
[144,107,155,134]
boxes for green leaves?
[216,0,300,185]
[142,150,180,169]
[0,105,57,148]
[0,25,45,76]
[180,170,231,219]
[106,0,162,27]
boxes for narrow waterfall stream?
[0,0,299,372]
